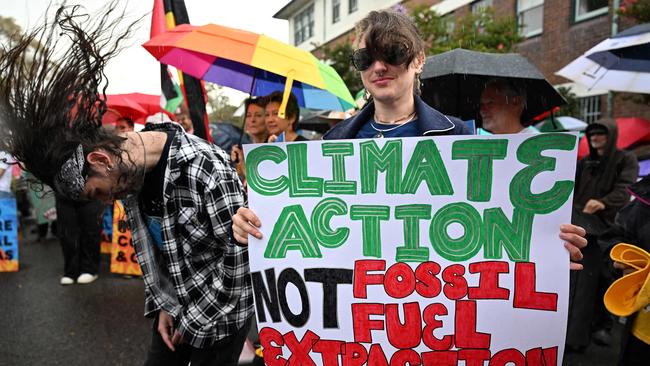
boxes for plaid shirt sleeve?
[175,155,251,347]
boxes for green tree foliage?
[205,84,239,124]
[556,86,580,118]
[320,41,364,96]
[318,6,522,97]
[0,16,23,43]
[411,5,450,55]
[619,0,650,23]
[412,6,522,55]
[456,8,522,52]
[0,16,44,51]
[0,16,46,68]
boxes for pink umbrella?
[104,93,173,124]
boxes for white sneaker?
[60,276,75,285]
[76,273,98,284]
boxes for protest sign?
[0,198,19,272]
[110,200,142,276]
[245,133,578,365]
[100,205,113,254]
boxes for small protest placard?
[100,205,113,254]
[245,133,578,365]
[0,198,19,272]
[110,200,142,276]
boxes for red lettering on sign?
[420,350,458,366]
[285,330,319,366]
[513,263,557,311]
[258,327,286,366]
[489,348,525,366]
[422,303,453,351]
[415,261,442,298]
[468,261,510,300]
[354,260,386,298]
[455,300,491,349]
[385,302,421,349]
[442,264,467,300]
[352,303,384,343]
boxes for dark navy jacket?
[322,95,471,140]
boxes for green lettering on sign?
[265,205,321,258]
[359,140,402,194]
[430,202,483,262]
[484,207,534,262]
[287,143,323,197]
[350,205,390,258]
[322,142,357,195]
[395,204,431,262]
[246,145,288,196]
[511,134,576,214]
[311,198,349,249]
[402,139,453,195]
[452,139,508,202]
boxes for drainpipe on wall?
[323,0,327,45]
[607,0,620,118]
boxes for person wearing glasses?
[231,9,587,270]
[325,11,469,139]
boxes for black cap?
[586,123,608,136]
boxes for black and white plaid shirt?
[123,123,253,348]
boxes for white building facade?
[274,0,399,51]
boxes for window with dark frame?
[472,0,494,13]
[349,0,358,13]
[293,4,314,45]
[579,95,602,123]
[333,0,341,24]
[574,0,608,22]
[517,0,544,38]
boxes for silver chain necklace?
[370,112,417,138]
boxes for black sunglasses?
[351,45,410,71]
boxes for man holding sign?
[232,9,587,366]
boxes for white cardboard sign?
[245,133,578,366]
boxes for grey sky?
[2,0,289,100]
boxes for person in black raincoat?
[574,119,639,230]
[567,118,639,351]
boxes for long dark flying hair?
[0,3,141,188]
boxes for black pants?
[620,333,650,366]
[55,197,104,278]
[37,221,57,239]
[144,314,251,366]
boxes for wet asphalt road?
[0,223,150,366]
[0,221,624,365]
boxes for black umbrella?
[420,48,565,125]
[209,122,251,153]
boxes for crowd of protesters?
[0,2,647,366]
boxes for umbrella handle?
[237,71,258,149]
[278,70,295,119]
[550,111,559,130]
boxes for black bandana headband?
[53,144,86,200]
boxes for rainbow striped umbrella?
[143,24,355,116]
